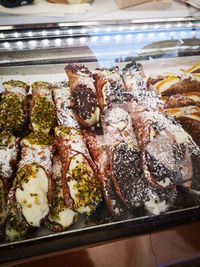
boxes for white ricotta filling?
[145,197,169,215]
[50,208,76,228]
[85,107,100,126]
[157,178,171,187]
[16,167,49,227]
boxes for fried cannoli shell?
[20,133,54,204]
[101,105,149,209]
[148,75,200,96]
[2,80,29,101]
[6,175,33,241]
[178,117,200,146]
[55,126,102,214]
[82,130,129,219]
[30,82,56,133]
[93,67,128,110]
[53,83,79,128]
[31,81,53,100]
[0,178,8,240]
[163,94,198,108]
[65,64,100,127]
[0,132,19,185]
[122,63,164,113]
[163,78,200,96]
[122,62,146,91]
[45,155,77,232]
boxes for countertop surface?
[4,222,200,267]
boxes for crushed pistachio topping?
[25,132,53,147]
[55,126,81,139]
[0,130,15,147]
[16,164,39,190]
[32,81,52,89]
[68,161,102,215]
[31,96,56,132]
[52,179,66,220]
[3,80,28,88]
[0,93,26,132]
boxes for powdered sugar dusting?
[0,142,18,180]
[53,84,79,128]
[20,143,53,176]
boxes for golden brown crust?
[178,117,200,146]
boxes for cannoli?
[31,82,56,133]
[166,105,200,145]
[65,64,100,127]
[53,82,79,128]
[46,155,77,232]
[163,93,200,108]
[6,132,54,241]
[0,131,19,240]
[123,62,200,194]
[0,131,19,185]
[93,67,129,110]
[184,62,200,74]
[0,80,29,134]
[55,126,102,215]
[148,74,200,96]
[82,130,129,219]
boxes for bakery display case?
[0,16,200,265]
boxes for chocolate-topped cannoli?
[53,82,79,128]
[102,104,177,214]
[123,62,200,195]
[82,130,129,219]
[46,155,77,232]
[55,126,102,215]
[1,80,29,134]
[6,132,54,241]
[93,67,129,110]
[31,82,56,133]
[65,64,100,127]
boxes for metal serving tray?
[0,18,200,265]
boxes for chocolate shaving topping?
[72,84,98,120]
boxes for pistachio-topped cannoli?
[65,64,100,127]
[6,132,54,241]
[46,155,77,232]
[83,130,129,219]
[55,126,102,215]
[31,82,56,133]
[0,80,29,134]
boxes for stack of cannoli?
[147,62,200,145]
[0,60,200,244]
[123,62,200,213]
[50,76,102,231]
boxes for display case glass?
[0,17,200,265]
